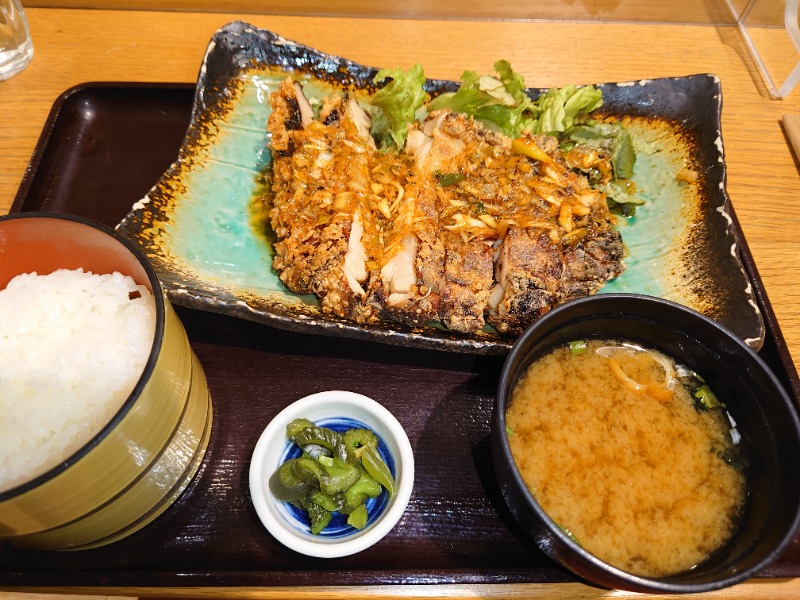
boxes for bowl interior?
[494,294,800,592]
[0,214,152,291]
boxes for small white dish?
[249,390,414,558]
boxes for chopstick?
[782,114,800,161]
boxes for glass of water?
[0,0,33,81]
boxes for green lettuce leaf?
[610,129,636,180]
[569,122,622,148]
[600,180,645,210]
[532,85,604,135]
[427,60,538,138]
[370,64,428,149]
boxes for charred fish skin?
[488,226,563,335]
[560,227,625,302]
[440,231,494,333]
[268,79,314,156]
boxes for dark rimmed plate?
[114,21,764,355]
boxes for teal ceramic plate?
[116,21,765,355]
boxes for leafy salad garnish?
[367,60,644,213]
[371,64,428,149]
[427,59,545,139]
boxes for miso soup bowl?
[0,213,213,550]
[491,293,800,594]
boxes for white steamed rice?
[0,268,156,493]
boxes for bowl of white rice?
[0,213,213,550]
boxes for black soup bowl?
[491,293,800,594]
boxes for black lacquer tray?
[2,82,799,588]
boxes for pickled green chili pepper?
[335,441,358,466]
[305,498,332,535]
[272,418,396,535]
[344,428,380,455]
[286,418,315,439]
[361,444,395,496]
[291,455,360,496]
[275,459,309,501]
[344,427,395,495]
[322,457,361,495]
[347,504,369,529]
[308,489,346,512]
[290,457,325,485]
[292,426,343,453]
[343,468,382,513]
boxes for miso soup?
[506,339,746,578]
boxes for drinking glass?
[0,0,33,81]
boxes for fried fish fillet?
[403,110,498,333]
[268,79,379,323]
[266,80,625,335]
[484,135,625,334]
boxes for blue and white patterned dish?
[249,391,414,558]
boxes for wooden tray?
[3,83,799,587]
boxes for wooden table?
[1,6,799,599]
